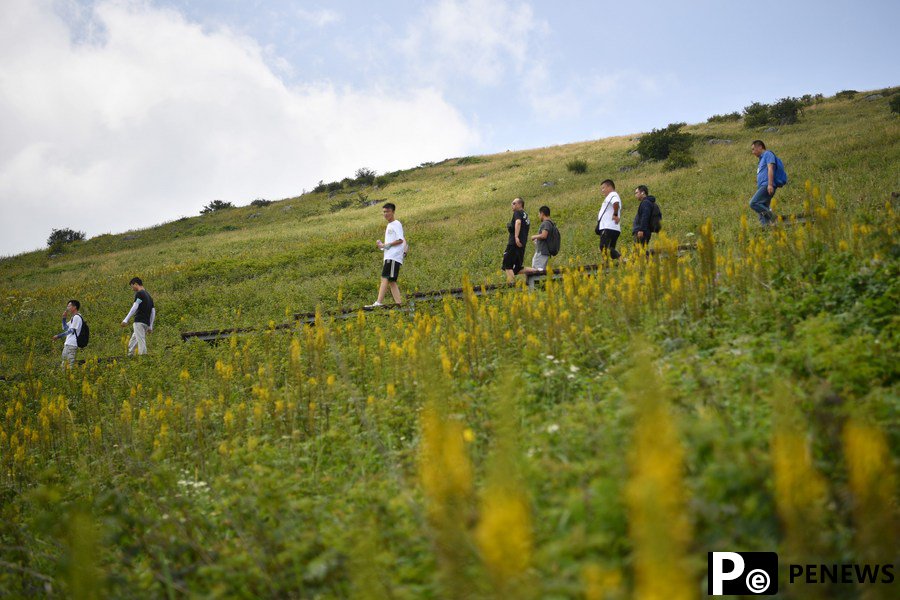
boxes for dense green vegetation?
[0,88,898,598]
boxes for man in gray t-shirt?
[523,206,554,273]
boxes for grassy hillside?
[0,89,898,597]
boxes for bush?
[800,93,823,106]
[313,181,327,193]
[355,168,376,186]
[663,150,697,171]
[374,175,395,188]
[636,123,693,161]
[566,159,588,174]
[890,95,900,115]
[743,102,771,128]
[456,156,486,165]
[250,199,273,208]
[769,97,803,125]
[327,181,343,193]
[200,200,234,214]
[46,228,86,254]
[743,98,803,128]
[836,90,858,99]
[707,112,741,124]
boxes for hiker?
[596,179,621,259]
[503,197,530,282]
[365,202,405,308]
[632,185,660,250]
[52,300,84,367]
[120,277,155,355]
[749,140,788,226]
[522,206,558,274]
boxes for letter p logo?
[708,552,778,595]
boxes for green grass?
[0,88,898,598]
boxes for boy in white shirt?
[52,299,83,367]
[366,203,405,308]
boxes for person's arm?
[612,201,620,225]
[531,229,549,241]
[514,219,522,247]
[122,299,140,324]
[149,307,156,331]
[767,163,775,195]
[53,316,69,339]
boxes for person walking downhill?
[596,179,622,259]
[503,197,531,282]
[522,205,558,274]
[52,299,84,368]
[365,203,405,308]
[749,140,788,226]
[121,277,155,355]
[632,184,659,252]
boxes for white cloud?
[401,0,546,86]
[0,0,478,256]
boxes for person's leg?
[749,186,774,225]
[608,230,621,259]
[128,328,138,356]
[61,345,76,368]
[376,278,389,303]
[134,323,148,355]
[389,282,402,304]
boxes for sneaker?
[364,301,383,309]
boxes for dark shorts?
[502,243,526,274]
[381,260,401,281]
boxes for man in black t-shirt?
[502,197,530,282]
[121,277,156,355]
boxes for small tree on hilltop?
[769,97,803,125]
[636,123,693,161]
[200,200,234,214]
[355,168,376,186]
[47,228,86,255]
[743,102,771,128]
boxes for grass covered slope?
[0,90,898,597]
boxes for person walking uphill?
[596,179,622,259]
[52,299,84,367]
[749,140,787,226]
[503,197,531,282]
[365,203,405,308]
[121,277,155,355]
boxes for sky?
[1,0,898,257]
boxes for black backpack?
[649,201,662,233]
[546,220,561,256]
[76,316,90,348]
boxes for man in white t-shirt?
[596,179,622,259]
[365,202,405,308]
[52,299,83,367]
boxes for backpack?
[76,316,90,348]
[774,155,788,187]
[546,220,561,256]
[649,201,663,233]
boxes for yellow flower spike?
[179,369,190,381]
[386,383,396,398]
[326,374,336,387]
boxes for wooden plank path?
[179,244,697,344]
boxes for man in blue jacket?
[632,185,657,250]
[749,140,787,226]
